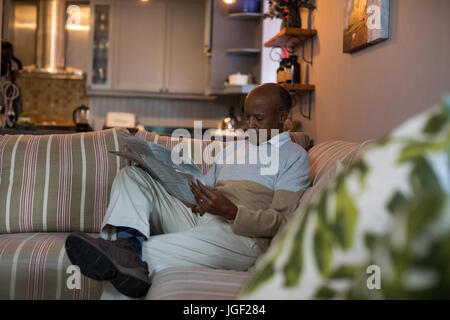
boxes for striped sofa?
[0,128,372,300]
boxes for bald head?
[244,83,292,143]
[245,83,292,113]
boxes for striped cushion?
[146,266,251,300]
[308,141,360,185]
[288,140,376,223]
[308,140,376,186]
[0,128,127,233]
[134,130,311,175]
[0,233,103,300]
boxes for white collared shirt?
[263,131,291,148]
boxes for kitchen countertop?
[0,126,78,135]
[0,125,139,136]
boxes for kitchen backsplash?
[16,71,89,125]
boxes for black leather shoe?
[65,232,151,298]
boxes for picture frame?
[343,0,390,53]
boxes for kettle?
[73,105,92,131]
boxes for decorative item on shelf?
[343,0,390,53]
[264,0,316,29]
[226,0,262,14]
[276,48,289,84]
[277,58,290,84]
[276,49,301,85]
[228,72,252,86]
[288,55,301,84]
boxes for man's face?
[244,90,287,144]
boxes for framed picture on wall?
[343,0,390,53]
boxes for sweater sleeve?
[231,149,310,237]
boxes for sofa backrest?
[308,141,360,185]
[0,128,127,234]
[291,139,377,219]
[135,130,311,175]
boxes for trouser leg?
[99,165,201,300]
[100,216,260,300]
[143,217,260,275]
[100,165,199,240]
[98,166,260,300]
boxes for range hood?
[22,0,84,76]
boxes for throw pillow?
[0,128,127,233]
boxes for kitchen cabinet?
[114,0,166,92]
[163,1,206,94]
[88,0,206,96]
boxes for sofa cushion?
[309,140,376,186]
[238,97,450,299]
[134,130,311,175]
[146,266,250,300]
[307,141,360,185]
[0,232,103,300]
[296,139,377,219]
[0,128,127,233]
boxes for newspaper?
[110,131,205,206]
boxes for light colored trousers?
[99,166,259,300]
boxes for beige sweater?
[198,132,311,254]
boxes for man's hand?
[189,180,238,220]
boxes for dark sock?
[116,227,145,258]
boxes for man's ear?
[279,110,289,124]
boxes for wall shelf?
[228,12,262,20]
[226,48,261,55]
[87,89,218,101]
[265,26,318,120]
[264,28,317,49]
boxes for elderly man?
[65,83,311,299]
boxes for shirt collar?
[259,131,291,148]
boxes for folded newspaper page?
[110,131,205,206]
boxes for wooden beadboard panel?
[89,95,242,128]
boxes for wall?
[295,0,450,143]
[261,0,281,84]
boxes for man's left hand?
[189,180,238,220]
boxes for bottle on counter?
[289,55,301,84]
[277,58,290,84]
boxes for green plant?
[264,0,316,20]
